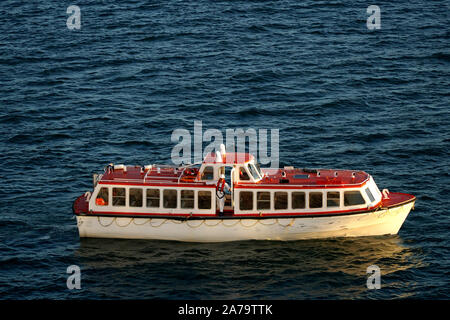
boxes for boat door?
[220,166,234,213]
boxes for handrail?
[143,165,152,183]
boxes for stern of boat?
[73,192,90,215]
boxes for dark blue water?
[0,0,449,299]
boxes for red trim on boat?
[80,200,388,218]
[98,181,215,188]
[235,179,369,189]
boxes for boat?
[73,145,416,242]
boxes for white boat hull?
[76,201,414,242]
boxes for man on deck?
[216,174,231,215]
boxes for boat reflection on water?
[75,235,425,299]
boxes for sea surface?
[0,0,449,299]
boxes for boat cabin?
[84,147,383,218]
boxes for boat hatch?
[293,174,309,179]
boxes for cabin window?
[292,192,305,209]
[129,188,143,207]
[112,188,126,206]
[309,192,323,208]
[239,167,250,181]
[344,191,366,206]
[274,192,288,210]
[146,189,160,208]
[254,163,263,178]
[248,164,261,180]
[96,187,109,206]
[239,191,253,210]
[257,192,271,210]
[201,166,214,180]
[327,192,340,207]
[163,189,177,208]
[198,191,212,209]
[365,188,375,203]
[181,190,194,209]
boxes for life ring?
[180,168,197,182]
[181,175,195,182]
[96,198,106,206]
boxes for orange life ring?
[181,175,195,182]
[96,198,106,206]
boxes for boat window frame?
[163,189,178,209]
[256,191,271,210]
[239,191,254,211]
[274,191,288,210]
[197,190,212,210]
[248,163,261,180]
[309,191,323,209]
[129,188,143,207]
[365,187,375,203]
[146,188,161,208]
[254,162,263,178]
[327,191,340,208]
[112,187,126,207]
[292,191,306,209]
[344,190,366,207]
[95,187,109,207]
[239,166,251,181]
[201,166,215,181]
[181,190,195,209]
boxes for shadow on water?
[74,235,426,299]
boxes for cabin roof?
[238,168,370,187]
[98,164,369,188]
[100,165,181,185]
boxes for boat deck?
[251,168,368,187]
[99,165,369,187]
[101,165,183,184]
[381,192,416,209]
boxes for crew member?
[216,174,230,215]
